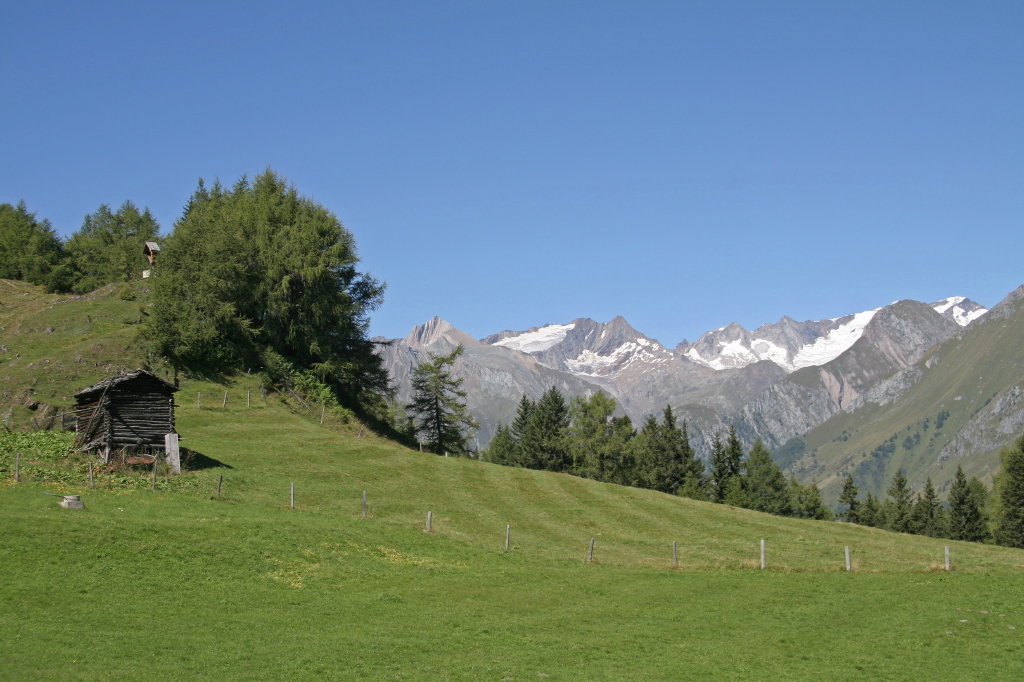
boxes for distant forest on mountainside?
[0,170,389,418]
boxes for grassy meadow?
[2,376,1024,680]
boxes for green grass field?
[3,377,1024,681]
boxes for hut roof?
[74,369,178,400]
[144,241,161,254]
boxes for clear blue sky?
[3,1,1022,346]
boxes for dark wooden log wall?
[75,374,177,450]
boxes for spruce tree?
[709,432,730,503]
[910,478,946,537]
[838,474,860,523]
[506,395,535,467]
[634,405,690,495]
[860,492,881,527]
[743,440,790,515]
[948,465,988,542]
[994,435,1024,548]
[486,424,518,465]
[566,392,634,483]
[407,344,479,456]
[886,469,914,533]
[678,422,708,500]
[523,386,570,471]
[788,477,831,520]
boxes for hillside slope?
[785,286,1024,501]
[0,279,158,428]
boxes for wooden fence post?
[588,537,595,562]
[673,541,678,566]
[945,546,951,571]
[845,546,851,572]
[217,475,223,498]
[290,482,295,509]
[320,406,325,424]
[197,392,201,409]
[760,539,765,570]
[247,390,251,407]
[89,462,94,488]
[506,524,511,551]
[222,391,228,408]
[426,511,432,532]
[164,433,180,474]
[151,455,158,491]
[15,452,20,482]
[362,490,367,518]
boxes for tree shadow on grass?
[181,448,233,471]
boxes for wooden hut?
[74,369,178,461]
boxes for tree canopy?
[148,170,388,407]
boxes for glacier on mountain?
[790,308,879,369]
[493,323,575,353]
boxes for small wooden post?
[672,540,678,566]
[197,392,201,409]
[505,524,511,551]
[261,384,266,400]
[444,451,448,457]
[945,546,951,571]
[151,455,158,491]
[217,474,223,498]
[15,452,20,482]
[290,482,295,509]
[320,406,325,424]
[222,391,228,408]
[362,490,367,518]
[247,390,251,407]
[760,539,766,570]
[357,425,363,439]
[845,546,851,571]
[426,511,432,532]
[418,441,422,452]
[164,433,180,474]
[588,537,595,562]
[89,462,94,488]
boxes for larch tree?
[407,344,479,456]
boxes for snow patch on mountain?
[790,308,879,369]
[493,323,575,353]
[931,297,987,326]
[566,340,671,376]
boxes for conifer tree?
[486,423,518,465]
[150,170,388,406]
[910,478,946,537]
[886,469,914,533]
[994,435,1024,548]
[407,344,479,456]
[860,492,881,527]
[677,421,708,500]
[634,405,690,495]
[838,474,860,523]
[521,386,570,471]
[0,202,75,292]
[743,440,790,515]
[788,477,831,520]
[948,465,988,542]
[709,432,730,503]
[66,201,159,293]
[566,392,635,484]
